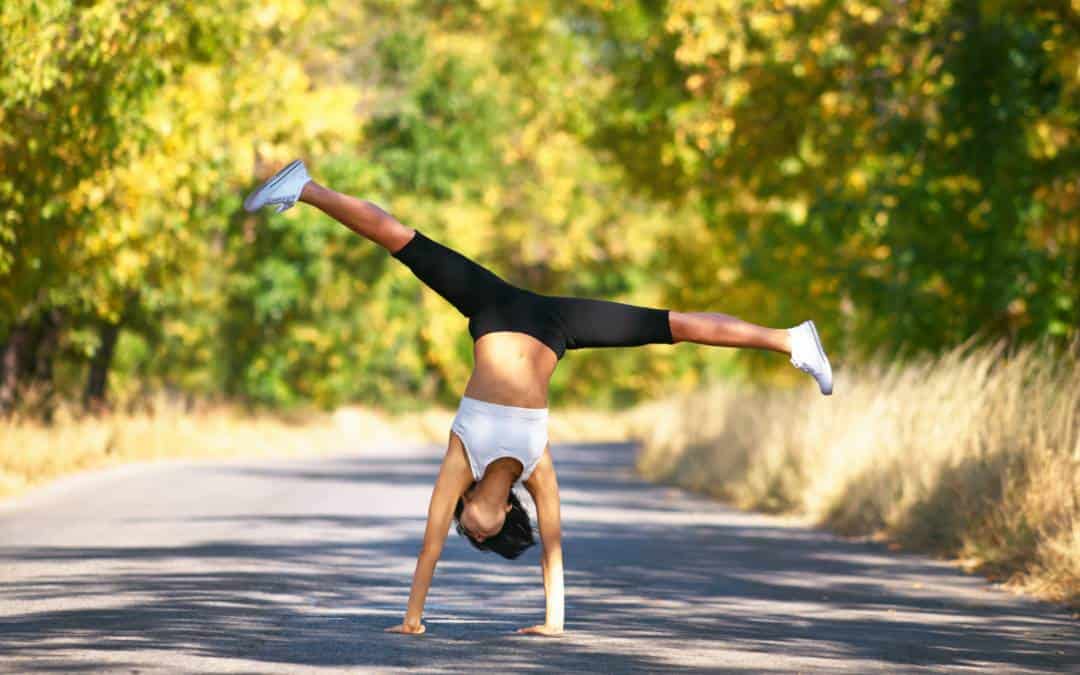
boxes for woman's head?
[454,481,536,559]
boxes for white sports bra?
[450,396,549,482]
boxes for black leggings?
[392,231,673,359]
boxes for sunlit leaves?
[2,0,1075,412]
[583,0,1078,358]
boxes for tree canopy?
[2,0,1076,412]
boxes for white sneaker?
[243,159,311,213]
[788,320,833,395]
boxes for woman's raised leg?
[299,181,415,253]
[669,311,792,355]
[555,298,830,392]
[300,180,516,319]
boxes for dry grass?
[0,398,443,501]
[634,341,1080,609]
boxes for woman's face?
[458,485,511,542]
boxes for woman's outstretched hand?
[384,622,426,635]
[516,624,564,636]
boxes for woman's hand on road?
[384,622,426,635]
[516,624,563,636]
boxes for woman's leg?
[553,297,791,355]
[669,311,791,354]
[299,181,415,253]
[300,180,517,318]
[556,298,830,392]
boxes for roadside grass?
[634,341,1080,609]
[0,398,444,501]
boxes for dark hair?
[454,482,536,560]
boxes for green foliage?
[578,0,1079,360]
[1,0,1076,412]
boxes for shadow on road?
[0,443,1076,672]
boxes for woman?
[243,160,833,637]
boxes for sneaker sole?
[243,159,303,212]
[806,320,833,395]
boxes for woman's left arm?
[385,434,473,635]
[521,448,564,635]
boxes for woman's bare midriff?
[463,332,557,409]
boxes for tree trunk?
[0,324,29,415]
[31,310,62,421]
[84,322,120,413]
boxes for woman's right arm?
[385,433,473,635]
[521,448,564,635]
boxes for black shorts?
[392,231,673,359]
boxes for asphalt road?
[1,441,1076,673]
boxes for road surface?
[1,441,1076,673]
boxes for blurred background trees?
[1,0,1076,414]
